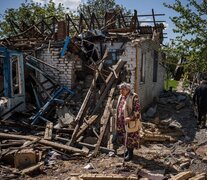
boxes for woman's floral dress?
[116,94,141,148]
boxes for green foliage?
[0,0,131,38]
[163,0,207,76]
[164,79,179,91]
[0,0,66,37]
[161,43,179,76]
[77,0,131,19]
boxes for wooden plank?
[92,59,126,115]
[81,174,138,180]
[54,136,114,154]
[29,73,51,98]
[69,49,109,146]
[93,82,117,156]
[77,142,114,154]
[44,122,53,140]
[69,62,104,146]
[189,173,206,180]
[75,115,98,139]
[169,171,195,180]
[21,162,44,175]
[0,132,87,155]
[143,133,176,142]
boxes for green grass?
[164,79,179,90]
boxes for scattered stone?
[84,163,95,170]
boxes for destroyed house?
[0,9,166,115]
[0,8,168,169]
[1,8,207,179]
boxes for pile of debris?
[1,86,207,179]
[0,8,206,179]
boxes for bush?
[164,79,179,90]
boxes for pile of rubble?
[1,87,207,179]
[0,8,206,180]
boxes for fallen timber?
[0,132,87,155]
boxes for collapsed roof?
[0,9,166,50]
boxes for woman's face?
[120,87,130,96]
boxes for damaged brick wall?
[35,37,164,109]
[127,39,165,108]
[97,39,165,109]
[36,48,80,89]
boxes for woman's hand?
[124,117,131,124]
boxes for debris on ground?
[0,8,206,179]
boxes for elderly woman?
[113,82,141,161]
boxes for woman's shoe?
[124,150,128,157]
[124,148,133,161]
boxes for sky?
[0,0,184,44]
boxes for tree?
[163,0,207,77]
[77,0,131,20]
[162,43,179,77]
[0,0,66,37]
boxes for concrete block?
[14,149,37,170]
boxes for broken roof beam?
[29,73,51,99]
[79,13,90,32]
[107,10,140,33]
[8,19,22,35]
[93,59,126,114]
[69,61,104,146]
[90,12,101,30]
[24,54,59,70]
[137,13,165,17]
[75,115,98,139]
[93,81,117,156]
[66,14,80,34]
[25,62,59,86]
[120,10,127,27]
[90,57,106,84]
[69,49,109,146]
[21,20,30,32]
[152,9,156,28]
[38,20,54,35]
[104,10,118,29]
[0,132,88,155]
[130,10,139,30]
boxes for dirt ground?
[1,88,207,180]
[22,89,206,180]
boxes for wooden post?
[69,62,104,146]
[0,133,87,155]
[135,45,139,93]
[44,122,53,140]
[93,82,117,156]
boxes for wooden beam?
[0,132,87,155]
[92,59,126,115]
[152,9,156,28]
[68,61,104,146]
[44,122,53,140]
[169,171,195,180]
[75,115,98,139]
[93,82,117,156]
[66,14,79,34]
